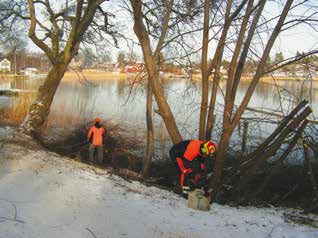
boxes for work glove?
[182,168,192,174]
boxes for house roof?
[0,58,10,63]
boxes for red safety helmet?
[200,141,216,156]
[94,117,101,123]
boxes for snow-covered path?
[0,128,318,238]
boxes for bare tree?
[129,0,317,197]
[130,0,183,145]
[143,77,154,177]
[1,0,118,136]
[200,0,318,197]
[127,0,205,175]
[129,0,204,142]
[129,0,178,177]
[198,0,211,140]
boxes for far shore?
[192,74,318,82]
[63,71,318,82]
[62,71,129,81]
[242,76,318,82]
[1,71,317,82]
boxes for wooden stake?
[242,121,249,153]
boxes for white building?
[0,58,11,72]
[21,67,39,75]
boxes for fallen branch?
[283,213,318,228]
[242,106,312,174]
[241,100,308,166]
[253,120,308,197]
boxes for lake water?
[0,75,317,159]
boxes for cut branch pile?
[241,100,311,174]
[219,100,318,212]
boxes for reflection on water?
[0,76,41,91]
[1,76,317,149]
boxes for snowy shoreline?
[0,127,318,238]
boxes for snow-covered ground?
[0,127,318,238]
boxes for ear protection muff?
[201,147,207,154]
[209,145,215,154]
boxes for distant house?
[125,63,144,73]
[0,58,11,72]
[211,66,227,75]
[126,65,139,73]
[95,63,116,72]
[21,68,39,75]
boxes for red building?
[126,66,139,73]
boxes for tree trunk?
[22,63,68,135]
[303,138,318,198]
[142,82,154,177]
[225,0,255,117]
[230,0,294,129]
[131,0,182,144]
[199,0,210,140]
[205,69,220,140]
[205,0,234,140]
[209,127,232,199]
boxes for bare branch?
[27,0,55,63]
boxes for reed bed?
[0,94,35,126]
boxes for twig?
[86,227,98,238]
[0,198,18,220]
[0,217,24,223]
[266,225,277,238]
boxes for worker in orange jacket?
[169,140,216,197]
[87,117,105,164]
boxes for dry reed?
[0,94,36,126]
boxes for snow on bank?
[0,128,318,238]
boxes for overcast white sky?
[25,0,317,62]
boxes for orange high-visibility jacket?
[169,140,204,171]
[87,126,105,146]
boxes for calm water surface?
[0,75,317,158]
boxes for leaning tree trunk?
[142,82,154,177]
[131,0,182,144]
[22,62,68,136]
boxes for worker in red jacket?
[169,140,216,197]
[87,117,105,164]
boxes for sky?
[269,0,318,58]
[23,0,318,62]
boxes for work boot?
[182,186,190,199]
[182,192,188,199]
